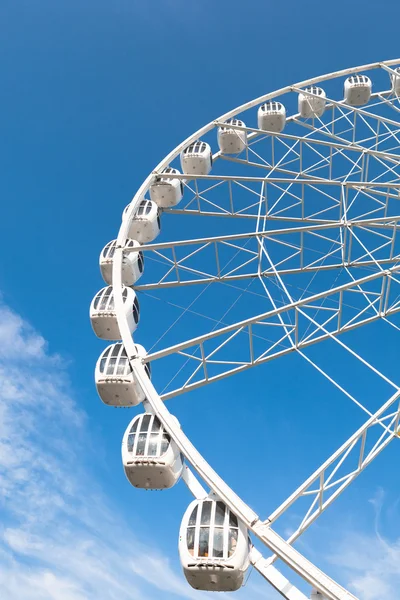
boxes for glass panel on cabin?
[141,415,151,432]
[201,501,212,526]
[199,527,210,557]
[116,358,127,375]
[107,357,117,374]
[136,433,146,456]
[151,417,161,432]
[127,434,135,452]
[212,529,224,558]
[229,512,238,527]
[93,291,101,310]
[188,505,198,527]
[187,528,195,555]
[138,252,144,272]
[228,528,238,557]
[147,433,159,456]
[215,502,225,526]
[160,434,170,456]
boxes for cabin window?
[103,241,116,259]
[188,505,198,526]
[137,200,153,217]
[160,433,170,456]
[187,528,195,555]
[126,415,170,458]
[147,433,159,456]
[185,501,241,559]
[138,252,144,273]
[228,529,238,557]
[213,529,224,558]
[201,501,212,525]
[132,295,140,324]
[199,528,209,557]
[93,286,114,311]
[99,344,132,376]
[136,433,146,456]
[152,417,161,432]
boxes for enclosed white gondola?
[180,141,213,176]
[122,413,184,489]
[298,86,326,118]
[149,167,184,208]
[99,239,144,287]
[344,74,372,106]
[179,498,250,592]
[123,199,161,244]
[217,119,246,154]
[257,101,286,133]
[390,67,400,94]
[90,286,140,340]
[95,343,150,407]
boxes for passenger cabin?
[95,343,150,406]
[217,119,246,154]
[179,498,250,592]
[298,86,326,118]
[344,75,372,106]
[99,239,144,287]
[90,286,139,340]
[150,167,184,208]
[123,199,160,244]
[390,67,400,94]
[122,413,183,489]
[257,101,286,133]
[180,141,213,176]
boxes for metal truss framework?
[111,60,400,600]
[131,217,400,291]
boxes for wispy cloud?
[0,301,214,600]
[327,490,400,600]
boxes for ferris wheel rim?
[109,59,400,600]
[127,57,400,216]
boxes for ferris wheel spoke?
[142,266,400,400]
[131,219,400,291]
[263,385,400,564]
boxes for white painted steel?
[103,59,400,600]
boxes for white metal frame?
[107,60,400,600]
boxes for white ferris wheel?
[90,59,400,600]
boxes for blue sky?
[2,1,400,598]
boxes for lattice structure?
[91,60,400,600]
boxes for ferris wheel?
[90,59,400,600]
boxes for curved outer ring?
[111,59,400,599]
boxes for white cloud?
[327,491,400,599]
[0,301,218,600]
